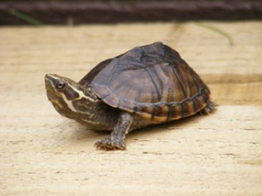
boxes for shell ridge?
[189,69,200,91]
[169,63,187,98]
[191,97,198,114]
[144,67,162,102]
[130,61,162,102]
[153,63,167,100]
[106,58,120,84]
[134,69,146,102]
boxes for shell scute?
[152,104,169,120]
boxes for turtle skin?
[79,42,212,124]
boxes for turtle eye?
[56,81,67,90]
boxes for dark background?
[0,0,262,25]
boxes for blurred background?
[1,0,262,25]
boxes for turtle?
[45,42,216,150]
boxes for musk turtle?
[45,42,216,150]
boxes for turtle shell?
[79,42,210,122]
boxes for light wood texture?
[0,22,262,195]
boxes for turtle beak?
[45,73,61,84]
[45,74,58,90]
[45,73,56,82]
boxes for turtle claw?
[200,101,217,114]
[94,137,126,150]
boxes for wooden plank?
[0,21,262,195]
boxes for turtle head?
[45,74,98,119]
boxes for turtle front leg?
[95,112,133,150]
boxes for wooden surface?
[0,22,262,195]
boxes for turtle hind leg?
[200,100,217,114]
[94,112,133,150]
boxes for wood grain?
[0,21,262,195]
